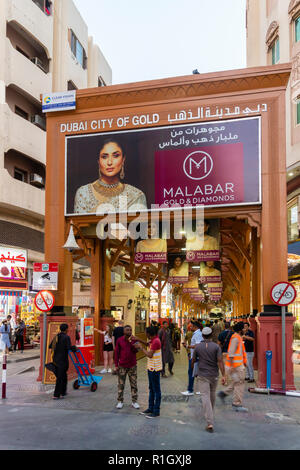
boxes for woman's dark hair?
[146,326,158,337]
[99,139,126,158]
[3,321,8,332]
[60,324,68,332]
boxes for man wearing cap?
[218,321,248,412]
[192,327,226,432]
[181,321,203,396]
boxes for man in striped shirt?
[136,326,162,419]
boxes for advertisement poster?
[83,318,94,346]
[182,273,200,293]
[190,290,205,301]
[65,117,260,215]
[0,247,27,280]
[135,239,167,264]
[199,261,222,283]
[185,219,220,262]
[168,255,189,284]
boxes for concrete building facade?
[246,0,300,323]
[246,0,300,241]
[0,0,112,284]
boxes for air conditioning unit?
[30,173,45,188]
[31,57,47,73]
[31,114,46,131]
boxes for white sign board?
[270,282,297,306]
[33,263,58,291]
[42,91,76,113]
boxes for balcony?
[5,0,53,58]
[4,104,46,166]
[0,168,45,220]
[5,39,52,103]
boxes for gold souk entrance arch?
[43,63,295,389]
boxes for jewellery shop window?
[288,199,299,242]
[135,303,146,334]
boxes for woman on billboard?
[74,140,147,214]
[136,223,167,254]
[185,219,218,251]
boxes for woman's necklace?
[93,179,125,197]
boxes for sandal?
[206,425,214,433]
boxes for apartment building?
[0,0,111,301]
[246,0,300,320]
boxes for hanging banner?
[182,273,200,293]
[65,117,261,216]
[199,261,222,283]
[168,255,189,284]
[186,219,220,262]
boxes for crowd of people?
[0,315,26,355]
[48,316,255,432]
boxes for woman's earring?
[120,163,125,180]
[98,168,102,181]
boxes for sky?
[73,0,247,86]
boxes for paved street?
[1,349,300,450]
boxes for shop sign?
[33,263,58,291]
[42,91,76,113]
[65,117,261,216]
[0,247,27,281]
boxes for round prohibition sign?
[270,281,297,306]
[34,290,54,312]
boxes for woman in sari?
[74,140,147,214]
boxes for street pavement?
[1,348,300,450]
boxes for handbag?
[45,362,57,376]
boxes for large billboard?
[65,117,261,216]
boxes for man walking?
[49,323,77,400]
[242,322,255,383]
[181,320,203,396]
[218,322,234,360]
[218,321,248,412]
[212,319,223,343]
[192,327,226,432]
[137,326,162,419]
[158,321,174,377]
[114,325,140,410]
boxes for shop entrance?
[42,63,294,389]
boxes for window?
[16,47,29,59]
[297,102,300,125]
[271,38,280,64]
[32,0,52,16]
[15,106,29,121]
[296,17,300,42]
[288,200,299,241]
[14,168,27,183]
[98,76,106,87]
[70,30,87,69]
[67,80,77,91]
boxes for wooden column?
[260,92,288,310]
[91,240,102,366]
